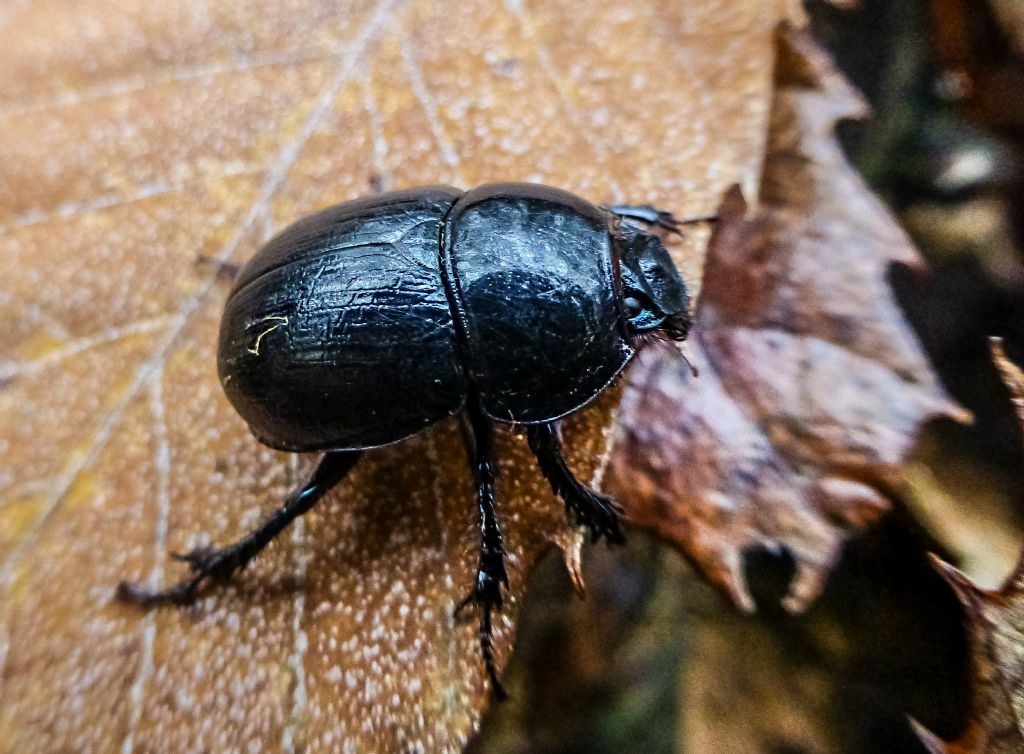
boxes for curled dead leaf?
[605,22,967,613]
[916,339,1024,754]
[992,338,1024,428]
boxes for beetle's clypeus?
[118,182,694,697]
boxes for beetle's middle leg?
[456,399,509,699]
[527,422,625,545]
[117,450,361,606]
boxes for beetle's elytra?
[119,182,694,698]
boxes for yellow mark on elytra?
[248,315,289,356]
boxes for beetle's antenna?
[605,204,718,236]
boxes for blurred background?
[470,2,1024,752]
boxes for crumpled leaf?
[916,339,1024,754]
[0,1,800,751]
[605,23,967,613]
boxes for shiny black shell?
[442,184,631,422]
[218,183,635,452]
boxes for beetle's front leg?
[527,422,624,545]
[117,450,361,606]
[456,399,509,700]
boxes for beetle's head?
[615,225,692,344]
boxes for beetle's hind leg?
[605,203,716,236]
[527,422,625,545]
[455,400,509,700]
[117,450,361,606]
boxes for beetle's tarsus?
[115,571,205,607]
[527,422,625,545]
[456,559,507,614]
[174,544,246,583]
[457,398,510,700]
[479,602,508,700]
[456,573,509,701]
[116,450,361,608]
[116,543,256,606]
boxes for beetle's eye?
[622,289,665,334]
[623,295,645,318]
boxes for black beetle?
[118,182,695,697]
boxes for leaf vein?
[120,374,172,754]
[0,48,332,119]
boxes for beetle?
[118,182,695,697]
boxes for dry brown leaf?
[992,339,1024,428]
[605,23,966,613]
[0,1,802,751]
[916,339,1024,754]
